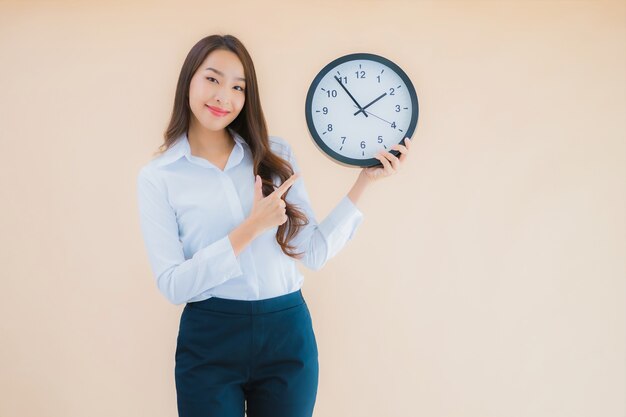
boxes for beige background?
[1,0,624,416]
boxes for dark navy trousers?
[175,289,319,417]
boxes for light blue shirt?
[137,128,364,305]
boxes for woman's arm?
[347,170,374,207]
[348,137,413,207]
[228,218,261,257]
[137,167,245,305]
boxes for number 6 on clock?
[305,52,419,167]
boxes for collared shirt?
[136,128,364,305]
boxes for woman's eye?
[205,77,244,91]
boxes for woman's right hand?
[247,173,299,233]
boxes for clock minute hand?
[334,76,368,118]
[353,92,387,116]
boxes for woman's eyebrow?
[205,67,246,82]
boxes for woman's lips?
[206,105,230,117]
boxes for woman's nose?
[215,93,229,105]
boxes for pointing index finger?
[273,173,299,198]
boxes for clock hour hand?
[334,75,368,118]
[353,92,387,116]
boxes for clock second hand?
[351,105,402,161]
[334,75,368,118]
[352,105,392,125]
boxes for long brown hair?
[155,34,308,259]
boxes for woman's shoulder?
[136,156,169,190]
[268,135,293,160]
[137,157,161,177]
[137,140,184,182]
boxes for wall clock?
[305,52,419,167]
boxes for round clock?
[305,52,419,167]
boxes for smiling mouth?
[206,105,230,116]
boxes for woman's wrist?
[229,218,261,257]
[347,169,373,206]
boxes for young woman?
[137,34,411,417]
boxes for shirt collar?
[155,127,247,169]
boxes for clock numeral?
[339,76,347,84]
[376,75,381,83]
[360,140,366,149]
[341,136,347,144]
[389,87,395,96]
[378,135,383,143]
[355,70,366,79]
[391,121,396,129]
[327,124,333,132]
[395,105,401,112]
[327,90,337,98]
[322,107,328,115]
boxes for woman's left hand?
[361,137,412,182]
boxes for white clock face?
[305,53,418,167]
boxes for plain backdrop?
[1,1,624,416]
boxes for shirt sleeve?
[281,141,365,271]
[136,167,243,305]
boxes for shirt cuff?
[322,195,364,240]
[194,234,243,282]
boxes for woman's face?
[188,49,246,132]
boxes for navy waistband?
[187,289,305,315]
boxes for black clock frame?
[305,52,419,168]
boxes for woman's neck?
[187,123,234,158]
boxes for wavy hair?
[155,34,308,259]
